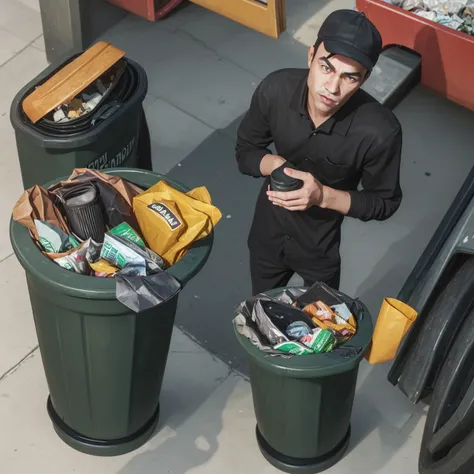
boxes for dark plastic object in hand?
[270,162,303,192]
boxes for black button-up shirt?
[235,68,403,276]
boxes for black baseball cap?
[317,9,382,71]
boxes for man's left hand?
[267,168,325,211]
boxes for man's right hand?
[259,154,286,176]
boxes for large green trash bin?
[9,168,213,456]
[10,51,151,191]
[235,288,374,474]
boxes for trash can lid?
[9,168,213,300]
[22,42,126,124]
[234,288,374,378]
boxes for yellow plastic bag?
[133,180,222,266]
[89,259,119,277]
[365,298,418,365]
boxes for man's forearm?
[259,154,286,176]
[320,186,351,215]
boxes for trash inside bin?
[234,283,373,473]
[10,42,151,190]
[12,167,222,312]
[9,168,220,456]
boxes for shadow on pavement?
[342,215,441,469]
[166,116,258,374]
[116,375,240,474]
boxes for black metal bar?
[39,0,126,64]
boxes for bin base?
[47,396,160,456]
[256,425,351,474]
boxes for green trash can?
[235,288,374,474]
[9,168,213,456]
[10,52,151,191]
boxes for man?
[235,9,403,296]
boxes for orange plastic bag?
[365,298,418,365]
[302,301,357,343]
[133,180,222,266]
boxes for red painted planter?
[106,0,184,21]
[357,0,474,111]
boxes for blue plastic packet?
[286,321,312,340]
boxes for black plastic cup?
[270,162,303,192]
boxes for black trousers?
[249,244,341,296]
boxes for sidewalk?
[1,1,474,473]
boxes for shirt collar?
[290,71,358,136]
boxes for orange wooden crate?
[357,0,474,111]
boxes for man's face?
[307,42,367,117]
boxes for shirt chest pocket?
[300,154,356,187]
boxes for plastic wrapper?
[286,321,312,339]
[303,300,357,343]
[277,288,306,305]
[53,238,97,273]
[35,219,79,253]
[301,329,336,353]
[116,271,181,313]
[275,328,336,355]
[109,222,145,247]
[133,180,222,266]
[274,340,314,356]
[100,234,164,276]
[86,239,102,264]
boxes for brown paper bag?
[365,298,418,365]
[50,168,143,206]
[133,180,222,266]
[12,185,70,240]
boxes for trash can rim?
[9,168,213,300]
[234,286,374,378]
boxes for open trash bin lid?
[22,42,126,124]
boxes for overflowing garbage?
[233,282,364,357]
[13,168,222,312]
[49,62,123,123]
[20,42,142,138]
[385,0,474,35]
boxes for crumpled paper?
[385,0,474,35]
[13,185,69,240]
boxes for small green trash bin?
[9,168,213,456]
[235,287,373,474]
[10,52,151,191]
